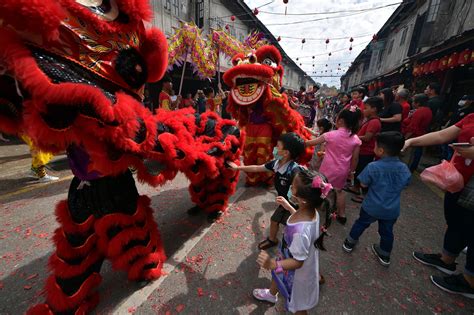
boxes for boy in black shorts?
[227,132,305,249]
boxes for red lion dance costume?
[223,46,311,185]
[0,1,243,313]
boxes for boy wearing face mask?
[227,132,305,250]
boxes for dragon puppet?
[223,45,312,185]
[0,0,243,313]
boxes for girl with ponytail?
[253,169,335,314]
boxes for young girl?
[305,106,361,224]
[305,118,332,171]
[253,169,335,315]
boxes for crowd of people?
[229,82,474,313]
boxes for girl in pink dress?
[305,106,362,224]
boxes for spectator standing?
[402,94,432,172]
[180,93,195,109]
[379,88,402,132]
[425,82,444,118]
[159,75,181,111]
[396,89,411,121]
[195,90,206,114]
[406,113,474,299]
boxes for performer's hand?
[226,161,239,170]
[257,251,276,270]
[276,196,291,210]
[402,139,412,152]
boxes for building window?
[196,0,204,28]
[164,0,171,11]
[399,27,408,46]
[427,0,440,22]
[172,0,179,16]
[387,39,394,55]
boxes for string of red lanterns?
[412,49,472,77]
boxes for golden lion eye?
[232,58,242,66]
[248,54,257,64]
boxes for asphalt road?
[0,139,473,314]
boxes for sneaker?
[371,244,390,267]
[342,238,355,253]
[412,252,457,275]
[431,274,474,299]
[37,174,59,183]
[252,288,278,304]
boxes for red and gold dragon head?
[223,45,283,107]
[0,0,168,137]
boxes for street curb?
[113,187,246,314]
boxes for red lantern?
[325,39,330,44]
[283,0,289,3]
[302,38,306,44]
[253,8,259,15]
[429,59,439,73]
[231,15,236,21]
[349,46,353,51]
[329,52,332,56]
[423,62,431,74]
[277,36,281,42]
[225,24,230,30]
[458,49,471,66]
[439,56,449,71]
[447,52,459,68]
[350,37,354,42]
[312,56,315,59]
[368,83,374,91]
[378,81,384,88]
[296,58,299,61]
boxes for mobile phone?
[450,142,472,147]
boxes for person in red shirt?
[158,75,181,111]
[180,93,195,109]
[204,83,225,113]
[404,113,474,299]
[345,86,366,112]
[345,97,383,203]
[396,88,411,120]
[402,94,432,172]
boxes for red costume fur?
[223,45,312,185]
[0,1,243,313]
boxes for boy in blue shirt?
[342,131,411,266]
[227,132,305,250]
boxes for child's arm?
[226,161,268,173]
[350,146,360,174]
[257,251,304,271]
[276,196,297,214]
[305,134,325,147]
[358,131,375,142]
[304,126,318,137]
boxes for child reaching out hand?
[227,132,305,250]
[252,169,335,314]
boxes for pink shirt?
[319,128,362,189]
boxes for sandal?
[351,196,364,204]
[343,186,360,195]
[258,238,278,250]
[253,288,278,303]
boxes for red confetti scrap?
[23,285,32,290]
[455,301,465,308]
[37,233,49,239]
[26,273,38,280]
[128,307,136,313]
[232,233,239,239]
[176,304,185,312]
[197,287,204,297]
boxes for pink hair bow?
[312,176,333,199]
[349,105,358,112]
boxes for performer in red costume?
[0,1,243,314]
[223,46,312,185]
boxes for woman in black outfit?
[379,88,403,132]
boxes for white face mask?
[458,100,467,107]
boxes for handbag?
[458,175,474,210]
[420,158,464,193]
